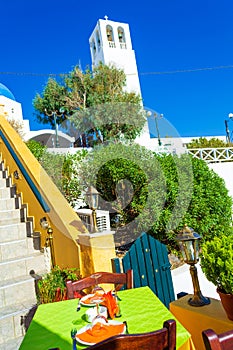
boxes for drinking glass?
[90,273,104,294]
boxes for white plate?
[80,293,105,307]
[75,320,126,345]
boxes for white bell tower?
[89,16,142,97]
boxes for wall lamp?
[40,217,55,268]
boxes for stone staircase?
[0,161,47,350]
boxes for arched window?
[96,31,101,49]
[118,27,125,42]
[106,25,114,42]
[92,40,96,56]
[117,26,127,49]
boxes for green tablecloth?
[19,286,193,350]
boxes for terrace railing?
[187,147,233,163]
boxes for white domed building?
[0,83,30,136]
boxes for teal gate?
[112,232,175,308]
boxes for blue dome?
[0,83,15,100]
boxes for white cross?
[104,15,108,20]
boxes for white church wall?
[208,162,233,200]
[0,96,23,121]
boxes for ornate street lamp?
[146,110,163,146]
[44,108,65,148]
[86,186,99,233]
[225,113,233,144]
[176,225,210,306]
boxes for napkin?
[77,322,125,343]
[100,291,118,319]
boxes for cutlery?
[71,328,77,350]
[76,298,81,312]
[123,321,129,334]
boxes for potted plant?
[200,234,233,320]
[37,265,82,304]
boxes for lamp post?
[176,225,210,307]
[146,111,163,146]
[225,113,233,144]
[40,217,56,268]
[44,108,64,148]
[86,186,99,233]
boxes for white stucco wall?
[208,162,233,199]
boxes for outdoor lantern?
[86,186,99,233]
[40,217,55,268]
[176,225,210,306]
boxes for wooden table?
[170,294,233,350]
[19,286,195,350]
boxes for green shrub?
[26,140,47,160]
[200,233,233,294]
[79,143,233,251]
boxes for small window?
[96,31,101,49]
[106,25,114,42]
[118,27,125,43]
[92,40,96,55]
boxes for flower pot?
[217,288,233,321]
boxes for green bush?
[200,233,233,294]
[26,140,47,160]
[79,143,233,251]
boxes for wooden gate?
[112,232,175,308]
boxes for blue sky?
[1,0,233,138]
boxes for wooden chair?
[66,270,133,299]
[84,319,176,350]
[202,328,233,350]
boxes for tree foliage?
[26,140,87,207]
[186,137,232,148]
[78,143,232,250]
[33,78,68,128]
[33,63,145,144]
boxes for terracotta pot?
[217,288,233,321]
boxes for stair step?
[1,335,25,350]
[0,187,12,199]
[0,209,20,221]
[0,300,37,346]
[0,253,46,281]
[0,170,8,179]
[0,178,7,188]
[0,237,41,262]
[0,197,18,210]
[0,223,27,242]
[0,274,40,308]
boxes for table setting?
[19,286,195,350]
[71,288,125,347]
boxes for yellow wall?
[0,113,87,271]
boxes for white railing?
[187,147,233,163]
[120,43,127,49]
[108,41,116,48]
